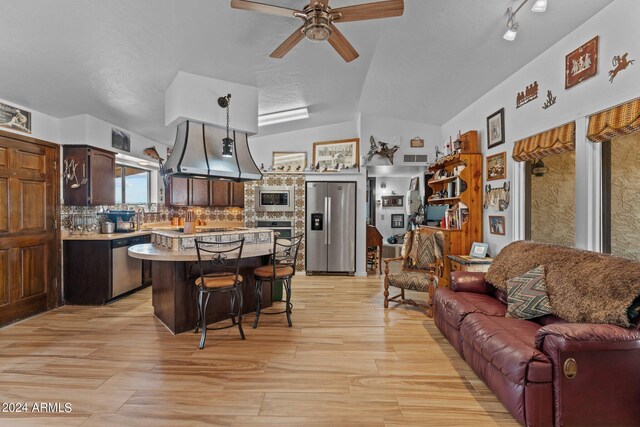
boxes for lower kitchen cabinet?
[64,235,151,305]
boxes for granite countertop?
[62,230,152,241]
[128,243,272,261]
[152,227,264,238]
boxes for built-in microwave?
[255,186,294,212]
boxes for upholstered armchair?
[383,228,444,317]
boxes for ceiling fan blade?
[332,0,404,23]
[230,0,300,18]
[328,26,359,62]
[270,25,306,58]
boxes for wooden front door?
[0,130,59,326]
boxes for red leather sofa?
[433,271,640,426]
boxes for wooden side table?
[447,255,493,282]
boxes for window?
[115,164,150,204]
[525,151,576,246]
[603,133,640,260]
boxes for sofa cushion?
[460,313,552,384]
[433,288,507,329]
[506,265,553,320]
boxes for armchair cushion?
[407,230,444,270]
[387,271,436,292]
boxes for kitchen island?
[129,228,274,334]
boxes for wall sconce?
[531,159,549,177]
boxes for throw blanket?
[485,241,640,327]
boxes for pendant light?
[218,94,234,158]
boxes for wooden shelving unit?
[424,131,482,287]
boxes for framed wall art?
[565,36,599,89]
[489,215,506,235]
[272,151,307,172]
[486,152,507,181]
[486,108,505,149]
[0,101,31,134]
[409,177,419,191]
[391,214,405,229]
[410,137,424,148]
[469,242,489,258]
[313,138,359,170]
[112,128,131,152]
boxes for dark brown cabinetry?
[63,145,115,206]
[168,178,211,207]
[63,235,151,305]
[167,178,244,208]
[230,182,245,208]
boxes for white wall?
[376,176,411,240]
[360,114,441,167]
[441,0,640,256]
[0,96,59,142]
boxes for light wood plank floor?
[0,272,518,426]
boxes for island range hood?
[162,72,262,182]
[163,120,262,182]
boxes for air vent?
[404,154,429,163]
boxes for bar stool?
[194,237,245,349]
[253,233,304,328]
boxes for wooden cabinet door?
[189,179,209,206]
[210,181,230,207]
[88,148,115,205]
[0,132,59,327]
[230,182,245,207]
[169,177,189,206]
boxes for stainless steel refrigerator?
[306,181,356,275]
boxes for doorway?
[0,130,60,326]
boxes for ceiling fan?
[230,0,404,62]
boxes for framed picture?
[486,152,507,181]
[410,137,424,148]
[486,108,505,149]
[391,214,405,229]
[112,128,131,152]
[409,177,419,191]
[489,215,506,235]
[313,138,359,170]
[469,242,489,259]
[272,151,307,172]
[566,36,598,89]
[0,101,31,134]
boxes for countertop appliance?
[255,186,294,212]
[100,210,136,232]
[256,220,293,239]
[111,236,144,298]
[306,181,356,275]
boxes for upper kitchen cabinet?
[230,182,244,208]
[166,177,211,207]
[210,181,244,208]
[63,145,115,206]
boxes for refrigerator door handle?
[324,197,329,245]
[327,197,331,245]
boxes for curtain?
[587,98,640,142]
[512,121,576,162]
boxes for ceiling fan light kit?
[503,0,547,42]
[230,0,404,62]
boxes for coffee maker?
[100,210,136,232]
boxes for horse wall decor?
[367,136,399,164]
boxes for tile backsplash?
[60,203,244,232]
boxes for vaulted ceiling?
[0,0,614,143]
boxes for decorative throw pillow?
[506,265,553,320]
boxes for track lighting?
[503,0,546,42]
[531,0,547,13]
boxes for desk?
[448,255,493,278]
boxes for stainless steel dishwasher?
[111,236,143,298]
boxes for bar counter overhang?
[129,242,273,334]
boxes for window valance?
[587,98,640,142]
[512,121,576,162]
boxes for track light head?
[504,7,519,41]
[531,0,547,13]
